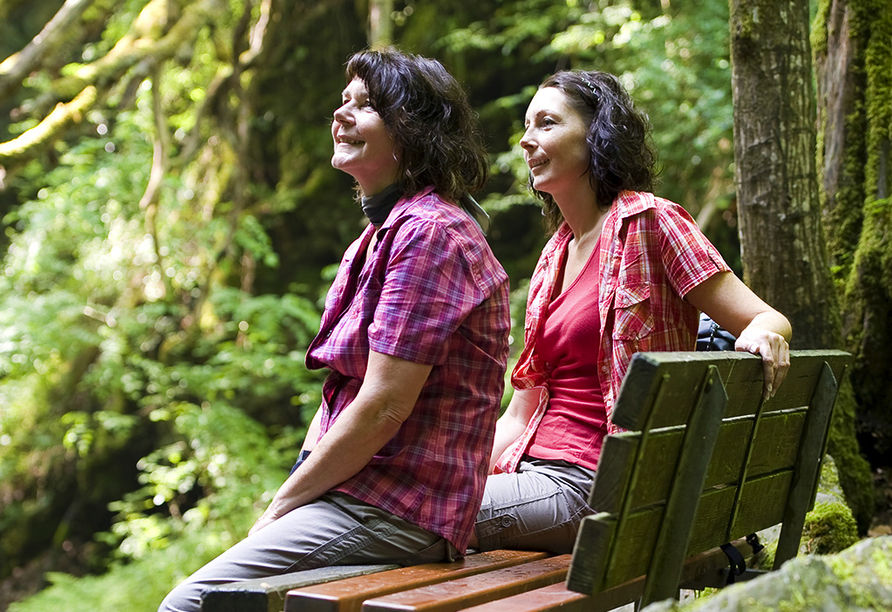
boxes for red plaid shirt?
[494,191,730,473]
[306,187,510,552]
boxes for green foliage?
[0,6,327,596]
[105,400,291,559]
[9,528,236,612]
[4,0,872,608]
[448,0,741,271]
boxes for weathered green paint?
[569,350,850,607]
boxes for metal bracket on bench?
[680,536,767,592]
[720,532,767,586]
[719,542,746,585]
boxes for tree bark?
[815,0,892,469]
[729,0,838,350]
[730,0,875,531]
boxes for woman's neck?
[555,189,604,246]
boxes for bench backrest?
[567,349,851,608]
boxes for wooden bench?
[202,349,850,612]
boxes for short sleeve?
[368,218,485,366]
[656,200,731,297]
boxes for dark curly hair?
[345,48,488,202]
[533,70,657,233]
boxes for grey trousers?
[158,492,454,612]
[474,457,595,554]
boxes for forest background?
[0,0,890,610]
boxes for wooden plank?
[200,565,398,612]
[360,555,572,612]
[521,541,754,611]
[612,353,708,431]
[283,550,550,612]
[587,433,640,512]
[592,412,806,515]
[457,582,592,612]
[774,361,841,568]
[615,351,850,428]
[730,471,792,537]
[571,507,663,592]
[640,365,728,607]
[744,411,806,477]
[564,514,615,595]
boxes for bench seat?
[283,550,549,612]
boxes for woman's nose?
[333,103,352,125]
[519,129,534,150]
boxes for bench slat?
[774,361,839,568]
[283,550,549,612]
[590,411,806,514]
[360,555,571,612]
[457,583,590,612]
[465,540,754,612]
[613,351,849,430]
[639,365,728,605]
[201,565,398,612]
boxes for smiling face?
[520,87,593,203]
[331,77,401,196]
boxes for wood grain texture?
[283,550,549,612]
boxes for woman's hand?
[249,506,280,536]
[245,350,432,537]
[686,272,792,401]
[734,322,791,400]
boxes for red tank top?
[526,239,608,470]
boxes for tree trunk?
[369,0,394,46]
[729,0,875,531]
[729,0,837,348]
[815,0,892,469]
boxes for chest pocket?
[612,283,654,341]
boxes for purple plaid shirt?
[306,187,510,552]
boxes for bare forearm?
[488,388,539,473]
[262,405,401,519]
[250,351,432,534]
[740,311,792,342]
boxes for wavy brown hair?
[345,48,488,202]
[532,70,657,233]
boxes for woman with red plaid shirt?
[160,48,510,612]
[471,70,791,555]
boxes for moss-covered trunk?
[729,0,875,531]
[814,0,892,473]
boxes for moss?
[810,0,831,58]
[863,0,892,199]
[802,502,860,555]
[826,537,892,610]
[827,384,876,533]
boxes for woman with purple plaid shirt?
[470,70,791,555]
[159,48,510,612]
